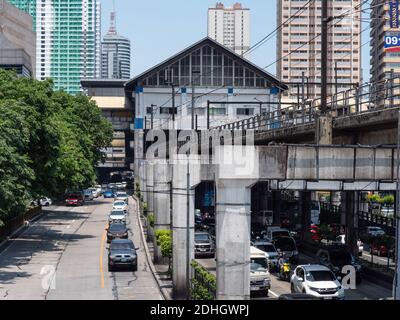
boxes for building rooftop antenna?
[109,0,117,34]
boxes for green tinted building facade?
[9,0,101,94]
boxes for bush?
[155,229,172,273]
[148,213,155,228]
[190,260,216,300]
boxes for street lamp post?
[191,70,201,130]
[395,109,400,300]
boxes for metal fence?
[214,76,400,131]
[0,206,42,242]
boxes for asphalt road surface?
[0,197,163,300]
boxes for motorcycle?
[278,261,291,282]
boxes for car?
[335,235,364,256]
[112,200,128,213]
[39,197,52,206]
[369,243,390,257]
[250,262,271,296]
[88,187,100,198]
[108,239,138,272]
[363,226,386,237]
[278,293,320,300]
[290,264,345,300]
[83,189,94,201]
[115,191,129,203]
[106,223,128,243]
[251,240,279,270]
[66,194,84,206]
[265,227,291,241]
[316,246,362,283]
[103,189,114,198]
[194,232,215,258]
[272,236,299,264]
[109,210,127,224]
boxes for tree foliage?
[0,69,113,224]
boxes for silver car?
[108,239,138,271]
[109,210,127,224]
[194,232,215,258]
[115,192,129,203]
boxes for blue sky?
[101,0,370,82]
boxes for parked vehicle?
[39,197,52,206]
[250,262,271,296]
[103,189,115,198]
[113,200,128,213]
[265,227,291,241]
[316,245,362,283]
[251,239,279,270]
[115,191,129,203]
[109,210,127,224]
[106,223,128,243]
[194,232,215,258]
[108,239,138,271]
[83,189,94,201]
[290,264,345,300]
[369,243,390,257]
[361,226,386,238]
[272,236,299,264]
[335,234,364,256]
[66,194,84,206]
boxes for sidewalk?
[133,196,173,300]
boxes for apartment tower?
[208,2,250,56]
[277,0,362,101]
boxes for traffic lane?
[47,198,114,300]
[108,197,163,300]
[197,253,392,300]
[0,203,95,300]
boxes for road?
[0,197,162,300]
[197,253,393,300]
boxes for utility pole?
[191,70,200,130]
[395,109,400,300]
[172,84,176,128]
[150,104,156,129]
[207,100,210,130]
[186,158,190,299]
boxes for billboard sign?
[384,34,400,51]
[390,0,399,28]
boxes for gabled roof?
[125,37,287,91]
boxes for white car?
[365,226,386,237]
[115,192,129,203]
[39,197,52,206]
[113,200,128,213]
[290,264,345,300]
[108,210,127,224]
[335,235,364,256]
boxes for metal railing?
[214,76,400,131]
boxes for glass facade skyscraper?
[9,0,101,94]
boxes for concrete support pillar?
[146,161,154,214]
[216,179,253,300]
[300,191,311,240]
[272,191,281,226]
[316,115,332,144]
[171,156,197,299]
[345,191,359,257]
[153,160,171,263]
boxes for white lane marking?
[66,225,71,229]
[269,290,279,297]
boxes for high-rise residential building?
[9,0,101,94]
[208,2,250,56]
[0,0,36,77]
[101,2,131,79]
[370,0,398,83]
[277,0,362,101]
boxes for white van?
[250,246,271,296]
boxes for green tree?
[0,69,113,225]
